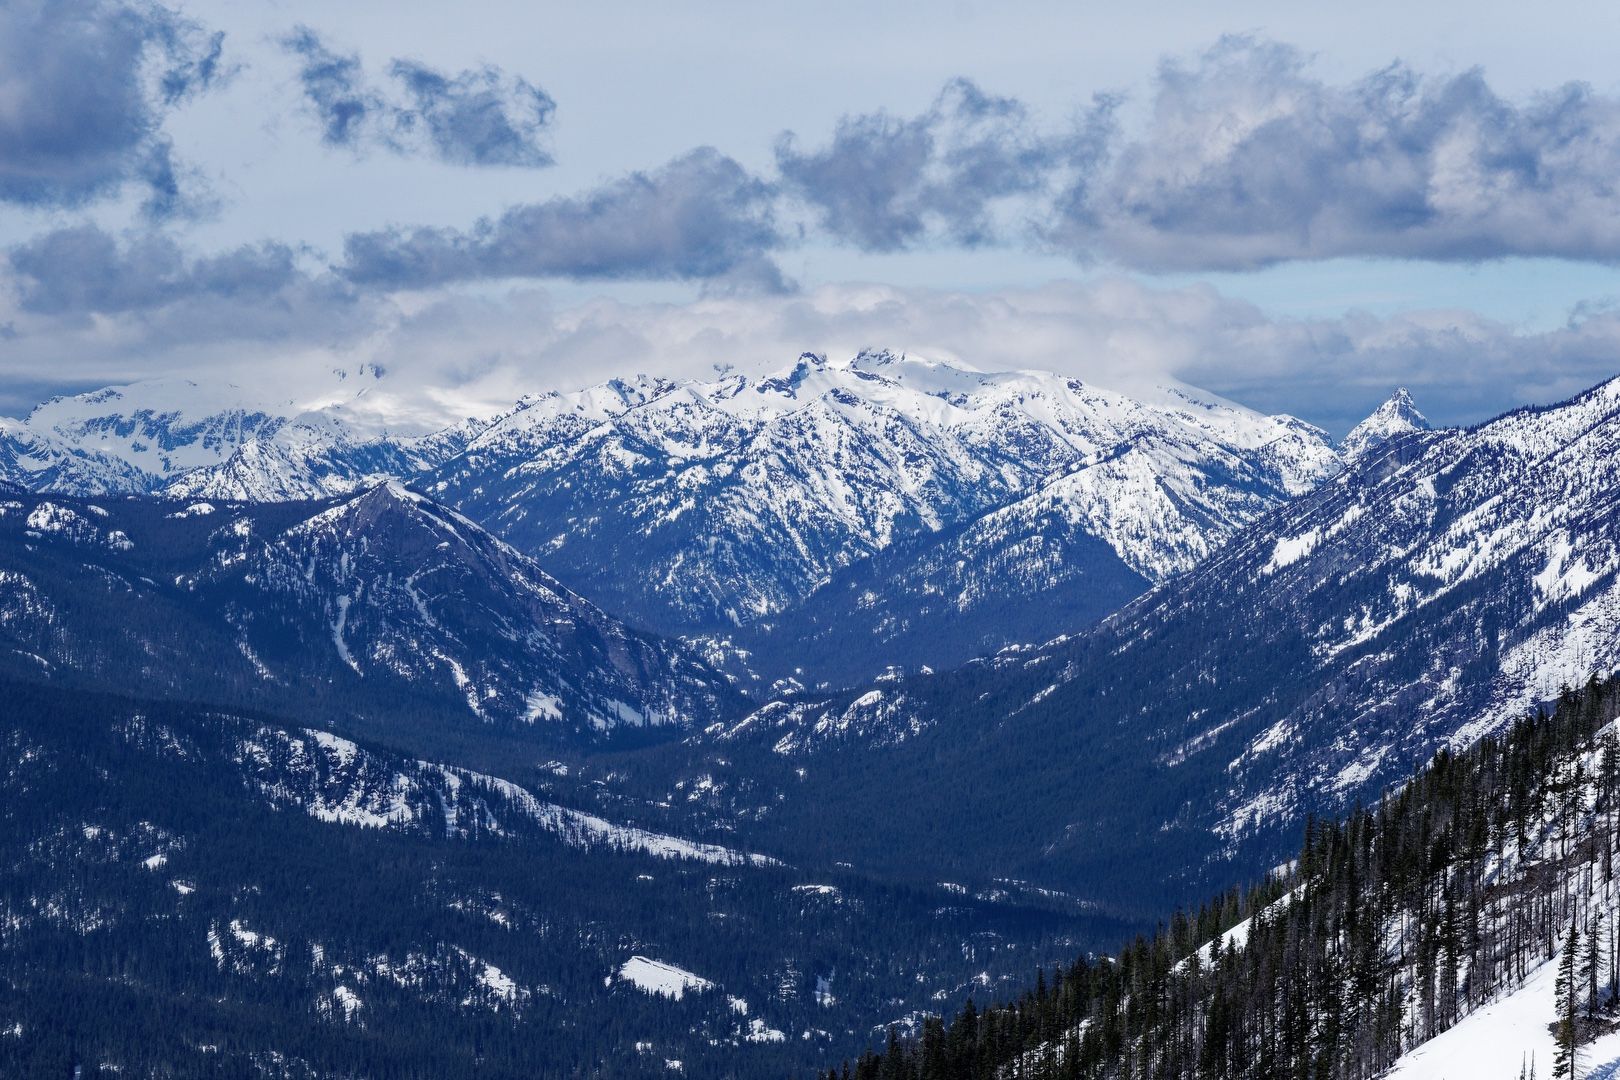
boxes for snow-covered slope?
[26,380,288,477]
[0,416,155,494]
[1159,375,1620,839]
[0,372,484,502]
[162,408,488,502]
[1386,944,1620,1079]
[428,351,1341,637]
[665,374,1620,903]
[0,380,289,492]
[763,374,1620,787]
[220,722,779,865]
[717,400,1338,688]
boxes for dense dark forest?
[833,675,1620,1080]
[0,681,1126,1080]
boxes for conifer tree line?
[831,675,1620,1080]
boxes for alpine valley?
[8,351,1620,1080]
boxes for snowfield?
[1388,942,1620,1079]
[617,957,714,1000]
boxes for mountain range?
[1,351,1353,689]
[656,372,1617,908]
[7,352,1616,1078]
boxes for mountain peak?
[1341,388,1431,463]
[329,479,469,536]
[356,477,422,507]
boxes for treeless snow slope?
[1387,935,1620,1080]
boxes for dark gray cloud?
[279,26,374,148]
[281,26,556,168]
[1054,36,1620,270]
[0,224,381,380]
[8,225,303,315]
[341,148,787,291]
[0,0,226,217]
[775,78,1116,252]
[388,60,556,168]
[772,42,1620,271]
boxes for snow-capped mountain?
[649,374,1620,903]
[2,354,1346,679]
[428,351,1342,639]
[1340,386,1430,462]
[0,484,739,736]
[0,370,481,501]
[0,415,154,494]
[1156,374,1620,837]
[162,408,486,502]
[0,379,289,492]
[717,400,1338,688]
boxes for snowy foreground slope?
[835,679,1620,1080]
[1386,950,1620,1080]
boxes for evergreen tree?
[1553,925,1580,1080]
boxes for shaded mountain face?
[629,376,1620,910]
[0,483,740,742]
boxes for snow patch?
[1262,528,1322,574]
[618,956,713,1000]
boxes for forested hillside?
[0,681,1124,1079]
[834,674,1620,1080]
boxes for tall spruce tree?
[1553,926,1579,1079]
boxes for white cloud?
[5,273,1616,437]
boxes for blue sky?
[5,0,1620,433]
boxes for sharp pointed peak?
[1381,386,1421,410]
[331,478,422,510]
[1365,387,1430,426]
[371,477,419,499]
[1342,387,1432,462]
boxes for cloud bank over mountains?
[4,272,1617,439]
[320,35,1620,288]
